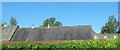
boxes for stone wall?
[2,26,19,42]
[11,25,94,41]
[93,34,120,40]
[2,25,120,42]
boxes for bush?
[2,39,120,50]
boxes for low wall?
[94,34,120,40]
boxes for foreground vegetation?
[2,39,120,50]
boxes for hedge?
[2,39,120,50]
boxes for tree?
[1,23,4,26]
[42,19,50,27]
[117,29,120,33]
[41,17,62,27]
[10,17,17,26]
[53,21,62,26]
[1,23,7,26]
[1,21,7,26]
[50,17,55,24]
[101,16,119,34]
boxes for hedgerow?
[2,39,120,50]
